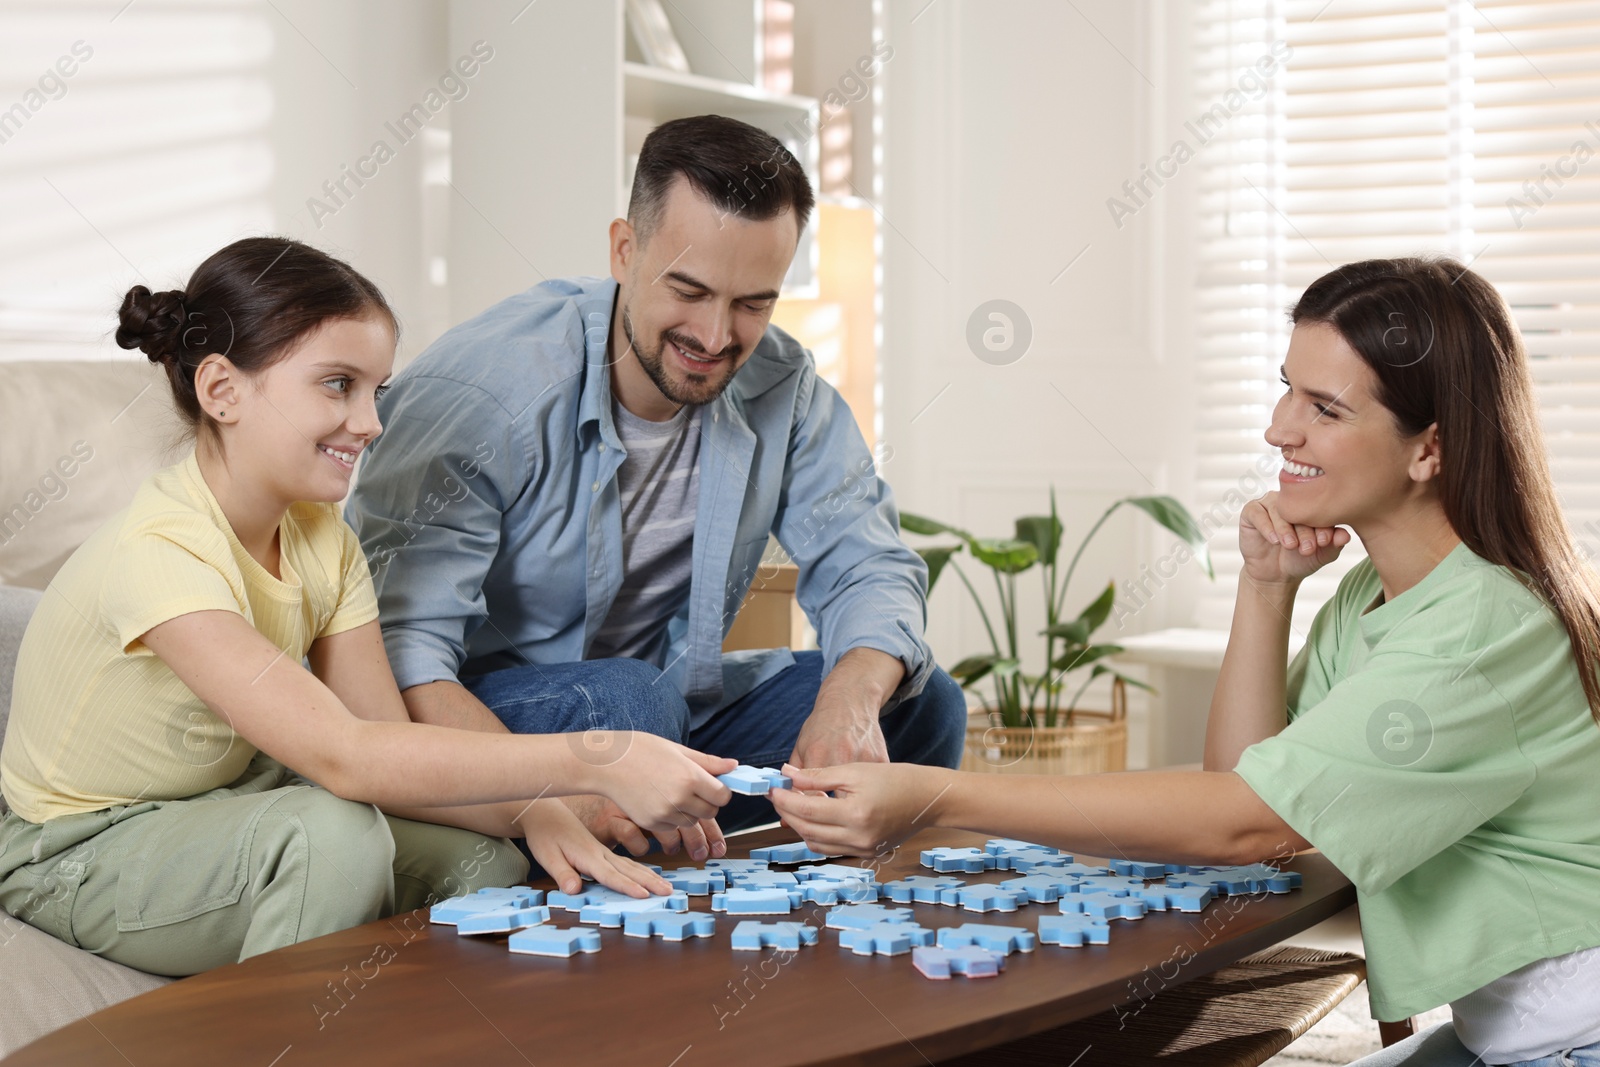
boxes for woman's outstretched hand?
[1239,491,1351,585]
[769,762,946,858]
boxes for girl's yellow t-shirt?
[0,450,378,823]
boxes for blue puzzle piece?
[725,869,800,889]
[1172,864,1303,895]
[547,886,636,912]
[936,922,1038,955]
[984,838,1064,859]
[920,847,997,874]
[913,945,1006,979]
[623,911,715,941]
[429,888,546,925]
[578,892,690,927]
[838,922,935,956]
[1038,914,1111,947]
[1108,859,1175,878]
[730,921,820,951]
[750,842,829,864]
[711,888,803,915]
[704,858,771,876]
[880,876,966,906]
[794,863,878,883]
[455,904,552,935]
[718,765,793,795]
[988,848,1073,872]
[1040,862,1115,879]
[825,903,915,930]
[956,886,1024,913]
[797,877,879,906]
[996,873,1079,904]
[661,867,727,895]
[1062,891,1148,922]
[829,879,881,903]
[1077,876,1149,896]
[478,887,545,905]
[508,926,603,957]
[1135,884,1215,913]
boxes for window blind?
[1191,0,1600,631]
[0,1,272,360]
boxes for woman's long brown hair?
[1294,257,1600,726]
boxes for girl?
[772,258,1600,1066]
[0,237,733,977]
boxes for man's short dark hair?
[628,114,814,243]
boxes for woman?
[772,258,1600,1066]
[0,237,733,977]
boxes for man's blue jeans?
[462,652,968,835]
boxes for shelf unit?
[621,60,820,295]
[448,0,883,441]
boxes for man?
[346,115,966,866]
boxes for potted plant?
[901,492,1212,774]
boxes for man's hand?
[560,794,727,863]
[790,702,888,769]
[788,648,904,769]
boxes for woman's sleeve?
[1235,648,1536,895]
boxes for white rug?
[1266,984,1453,1065]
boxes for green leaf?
[1092,664,1156,694]
[949,653,1000,686]
[991,658,1022,679]
[1050,643,1124,674]
[1015,514,1063,568]
[901,512,969,539]
[1075,580,1116,634]
[1042,619,1090,643]
[916,544,963,594]
[969,538,1038,574]
[1124,495,1215,580]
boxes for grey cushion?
[0,915,169,1058]
[0,360,181,590]
[0,585,43,817]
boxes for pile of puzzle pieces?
[426,825,1303,978]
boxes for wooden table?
[8,827,1354,1066]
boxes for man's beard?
[621,306,741,407]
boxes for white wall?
[268,0,451,365]
[880,0,1205,696]
[1,0,1209,664]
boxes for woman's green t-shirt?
[1235,542,1600,1021]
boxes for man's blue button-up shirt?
[345,277,933,725]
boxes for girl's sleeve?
[321,517,380,638]
[101,514,244,653]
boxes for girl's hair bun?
[115,285,188,363]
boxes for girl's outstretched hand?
[1239,491,1351,585]
[516,799,674,898]
[769,762,949,857]
[590,734,735,835]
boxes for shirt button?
[592,482,600,492]
[598,444,607,453]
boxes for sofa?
[1,359,181,1057]
[0,357,805,1056]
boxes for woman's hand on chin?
[1240,492,1350,585]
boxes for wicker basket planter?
[961,677,1128,776]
